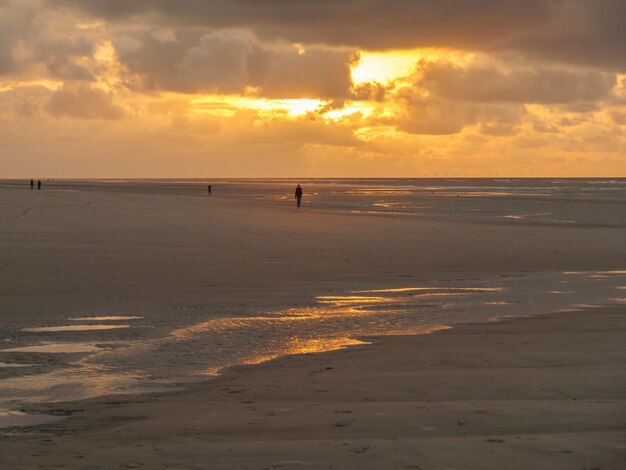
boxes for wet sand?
[0,179,625,468]
[1,307,625,469]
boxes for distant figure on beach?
[30,179,34,190]
[37,180,41,190]
[295,184,303,208]
[208,185,212,195]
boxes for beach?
[1,307,625,469]
[0,179,625,468]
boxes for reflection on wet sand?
[195,338,371,376]
[0,362,38,368]
[1,343,108,353]
[0,409,58,429]
[23,325,130,332]
[69,316,143,321]
[2,270,626,425]
[357,287,504,293]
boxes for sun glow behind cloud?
[352,49,423,85]
[185,49,430,122]
[352,48,472,85]
[1,0,626,177]
[0,79,64,92]
[191,96,325,117]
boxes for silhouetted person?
[208,185,212,195]
[295,184,303,208]
[30,179,34,190]
[37,180,41,190]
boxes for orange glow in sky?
[0,1,625,177]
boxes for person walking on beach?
[30,179,34,190]
[208,185,212,195]
[37,180,41,190]
[295,184,303,208]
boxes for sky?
[1,0,626,177]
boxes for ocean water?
[0,178,625,427]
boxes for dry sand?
[0,180,625,468]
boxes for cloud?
[46,83,125,119]
[2,0,625,177]
[239,115,361,147]
[248,46,357,99]
[177,31,254,92]
[610,111,626,126]
[50,0,626,70]
[390,76,530,136]
[0,0,99,80]
[416,60,616,104]
[0,85,52,118]
[113,29,356,98]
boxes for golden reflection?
[357,287,504,293]
[316,295,392,306]
[23,324,130,332]
[171,315,312,339]
[194,338,370,375]
[282,337,368,356]
[350,210,413,217]
[173,284,511,377]
[0,362,38,368]
[69,316,143,321]
[1,343,106,353]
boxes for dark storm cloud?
[49,0,626,70]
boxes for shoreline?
[1,304,625,469]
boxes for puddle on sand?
[0,362,39,368]
[69,316,143,321]
[23,325,130,332]
[357,287,504,293]
[1,343,108,353]
[0,409,58,430]
[2,269,626,429]
[196,337,371,375]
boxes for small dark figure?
[37,180,41,190]
[208,185,212,195]
[295,184,303,208]
[30,179,34,190]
